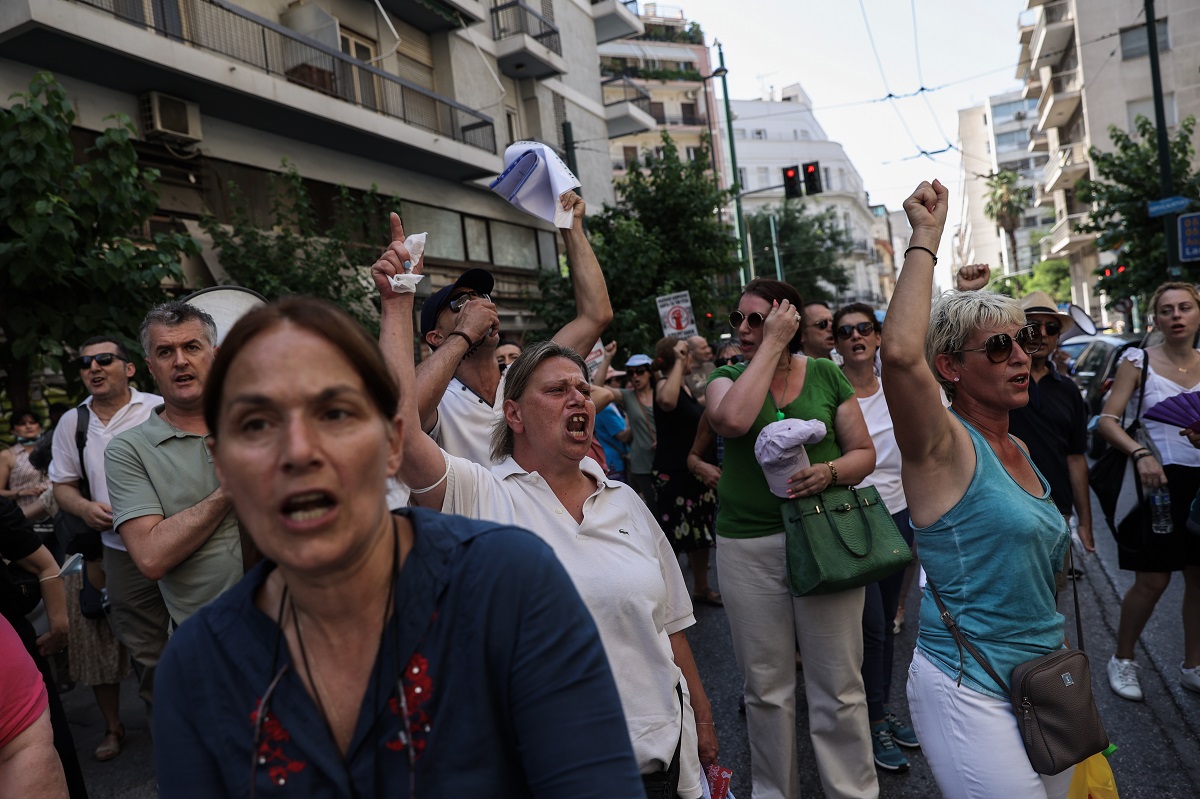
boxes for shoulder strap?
[927,581,1012,695]
[75,404,91,501]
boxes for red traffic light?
[785,168,797,178]
[805,164,816,173]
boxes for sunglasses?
[76,353,128,370]
[627,367,651,376]
[715,354,745,367]
[1025,320,1062,336]
[811,319,832,330]
[447,291,490,312]
[835,322,876,340]
[728,311,766,329]
[957,326,1040,363]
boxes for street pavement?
[61,488,1200,798]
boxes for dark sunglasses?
[728,311,766,329]
[957,326,1039,363]
[447,291,490,312]
[811,319,831,330]
[1025,320,1062,336]
[627,367,651,376]
[715,354,745,367]
[835,322,876,340]
[76,353,128,369]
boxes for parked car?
[1070,332,1143,456]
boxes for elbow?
[130,551,167,582]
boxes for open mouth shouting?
[1010,372,1030,387]
[566,413,590,441]
[281,490,337,526]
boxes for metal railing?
[1047,69,1083,96]
[654,113,707,126]
[1041,141,1088,185]
[592,0,640,10]
[1031,0,1073,59]
[72,0,496,153]
[602,76,651,113]
[491,1,562,55]
[1048,212,1090,251]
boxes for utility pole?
[1144,0,1179,275]
[768,214,783,281]
[714,41,747,285]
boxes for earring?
[953,377,960,382]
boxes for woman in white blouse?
[1097,281,1200,702]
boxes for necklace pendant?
[775,410,785,421]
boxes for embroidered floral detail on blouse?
[251,701,307,786]
[386,652,434,758]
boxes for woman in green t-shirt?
[706,278,878,799]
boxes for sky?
[677,0,1033,278]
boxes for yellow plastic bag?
[1067,751,1119,799]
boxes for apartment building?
[954,91,1054,276]
[1015,0,1200,320]
[730,83,885,305]
[0,0,626,336]
[601,4,723,181]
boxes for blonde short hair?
[490,341,590,463]
[925,290,1025,400]
[1148,282,1200,317]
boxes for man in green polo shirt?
[105,302,242,626]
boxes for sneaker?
[1107,656,1144,701]
[870,721,909,772]
[883,706,919,748]
[1182,663,1200,694]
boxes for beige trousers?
[717,533,878,799]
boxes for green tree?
[745,200,852,302]
[0,72,195,408]
[988,257,1070,301]
[532,133,738,357]
[201,162,396,334]
[983,170,1031,273]
[1076,115,1200,303]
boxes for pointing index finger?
[390,212,405,244]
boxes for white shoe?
[1182,663,1200,694]
[1107,656,1144,701]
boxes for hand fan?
[1143,393,1200,432]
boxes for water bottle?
[1151,487,1172,535]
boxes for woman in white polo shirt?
[376,248,716,799]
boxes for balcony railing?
[1046,69,1083,97]
[491,1,562,55]
[654,113,707,126]
[602,76,651,113]
[1030,0,1073,65]
[72,0,496,153]
[593,0,640,10]
[1048,213,1091,252]
[1041,141,1088,185]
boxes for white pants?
[717,533,878,799]
[907,650,1075,799]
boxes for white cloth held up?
[387,232,428,293]
[489,141,580,229]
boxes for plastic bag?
[1067,751,1119,799]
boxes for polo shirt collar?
[492,455,615,489]
[144,405,196,445]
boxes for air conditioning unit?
[684,89,698,100]
[139,92,203,144]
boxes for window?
[1127,94,1176,131]
[734,128,746,140]
[506,109,520,146]
[737,167,747,188]
[491,221,538,268]
[756,167,769,188]
[339,28,379,111]
[823,167,831,191]
[995,129,1030,150]
[992,98,1037,123]
[685,146,700,163]
[622,146,638,169]
[464,216,490,263]
[752,129,767,140]
[1120,19,1168,60]
[552,93,567,152]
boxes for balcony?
[0,0,499,180]
[1042,142,1089,193]
[1046,213,1097,256]
[1033,181,1053,208]
[1036,69,1083,132]
[654,113,708,127]
[377,0,487,32]
[1029,1,1073,70]
[491,1,566,80]
[592,0,644,43]
[1022,69,1043,100]
[1027,123,1049,152]
[602,76,655,138]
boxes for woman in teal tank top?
[881,181,1075,799]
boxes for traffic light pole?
[1144,0,1180,275]
[715,41,748,286]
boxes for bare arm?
[0,449,14,499]
[706,302,801,437]
[0,708,68,799]
[550,193,614,356]
[880,181,955,467]
[1097,356,1166,488]
[14,546,67,656]
[371,217,455,510]
[51,481,112,531]
[592,341,617,388]
[117,487,233,582]
[656,341,690,412]
[669,630,717,768]
[686,412,721,489]
[787,396,877,498]
[1066,454,1094,552]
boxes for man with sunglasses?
[49,336,168,718]
[400,192,612,466]
[802,300,839,361]
[957,271,1095,565]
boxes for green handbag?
[782,485,913,596]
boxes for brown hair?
[833,302,880,331]
[741,278,805,353]
[203,296,399,437]
[653,336,684,375]
[1149,282,1200,317]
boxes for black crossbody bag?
[927,547,1109,776]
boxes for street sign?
[1181,212,1200,262]
[1148,196,1192,218]
[656,291,698,338]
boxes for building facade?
[729,83,885,305]
[1014,0,1200,322]
[954,91,1054,276]
[0,0,626,337]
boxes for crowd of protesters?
[2,179,1198,799]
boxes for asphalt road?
[60,487,1200,798]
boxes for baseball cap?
[625,354,652,369]
[420,268,495,337]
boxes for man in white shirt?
[403,192,612,466]
[50,335,168,713]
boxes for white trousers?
[907,649,1075,799]
[717,533,878,799]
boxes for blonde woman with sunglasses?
[706,278,878,799]
[882,180,1074,799]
